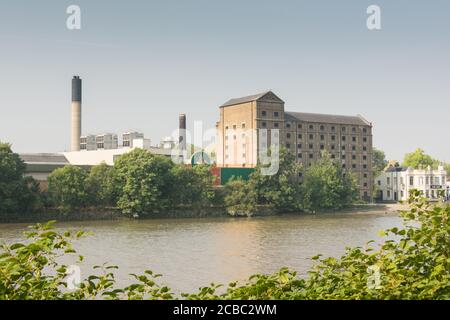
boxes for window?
[342,164,346,168]
[342,154,346,159]
[298,124,302,129]
[262,110,266,116]
[331,154,335,159]
[387,190,391,198]
[309,143,313,149]
[352,127,356,132]
[331,135,335,141]
[309,153,313,159]
[233,125,236,130]
[352,136,356,142]
[242,123,246,129]
[342,136,346,141]
[274,111,279,117]
[309,134,314,140]
[242,153,246,158]
[363,155,367,160]
[352,164,356,169]
[320,135,324,140]
[363,146,367,151]
[363,128,367,133]
[352,155,356,160]
[262,122,267,128]
[298,134,302,139]
[364,182,367,187]
[331,145,335,150]
[286,143,291,148]
[377,180,381,186]
[286,123,290,128]
[342,127,346,132]
[298,143,302,149]
[309,124,314,130]
[225,126,229,130]
[363,137,367,143]
[331,126,335,131]
[342,146,346,151]
[298,153,302,158]
[286,133,291,138]
[274,122,279,128]
[410,177,414,186]
[387,177,390,185]
[363,164,367,169]
[320,144,324,150]
[320,125,325,130]
[364,173,367,178]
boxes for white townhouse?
[376,165,447,202]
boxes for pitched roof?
[220,91,283,107]
[285,111,371,126]
[19,153,69,165]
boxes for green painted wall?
[220,167,255,185]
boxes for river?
[0,208,403,293]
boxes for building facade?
[376,165,448,201]
[216,91,373,201]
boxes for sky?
[0,0,449,162]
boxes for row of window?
[287,133,368,142]
[275,120,369,133]
[287,143,369,152]
[384,176,443,186]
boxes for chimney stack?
[71,76,82,151]
[179,113,186,151]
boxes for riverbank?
[0,203,404,224]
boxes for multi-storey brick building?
[216,91,373,201]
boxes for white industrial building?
[376,165,448,201]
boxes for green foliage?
[114,149,174,216]
[1,194,448,300]
[169,165,215,207]
[85,162,116,207]
[250,148,303,211]
[0,142,42,215]
[47,165,88,210]
[402,148,440,169]
[372,148,388,177]
[223,178,258,216]
[301,152,357,211]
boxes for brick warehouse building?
[216,91,373,201]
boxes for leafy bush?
[47,165,89,210]
[114,149,174,216]
[85,162,117,207]
[223,178,257,216]
[1,193,448,300]
[301,152,357,211]
[0,142,42,215]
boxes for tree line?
[1,142,360,218]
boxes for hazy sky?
[0,0,449,162]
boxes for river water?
[0,209,402,293]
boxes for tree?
[372,148,387,177]
[250,148,303,211]
[47,165,88,210]
[169,165,215,207]
[85,162,117,207]
[402,148,439,169]
[114,149,174,216]
[0,142,41,214]
[301,152,357,211]
[223,178,258,216]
